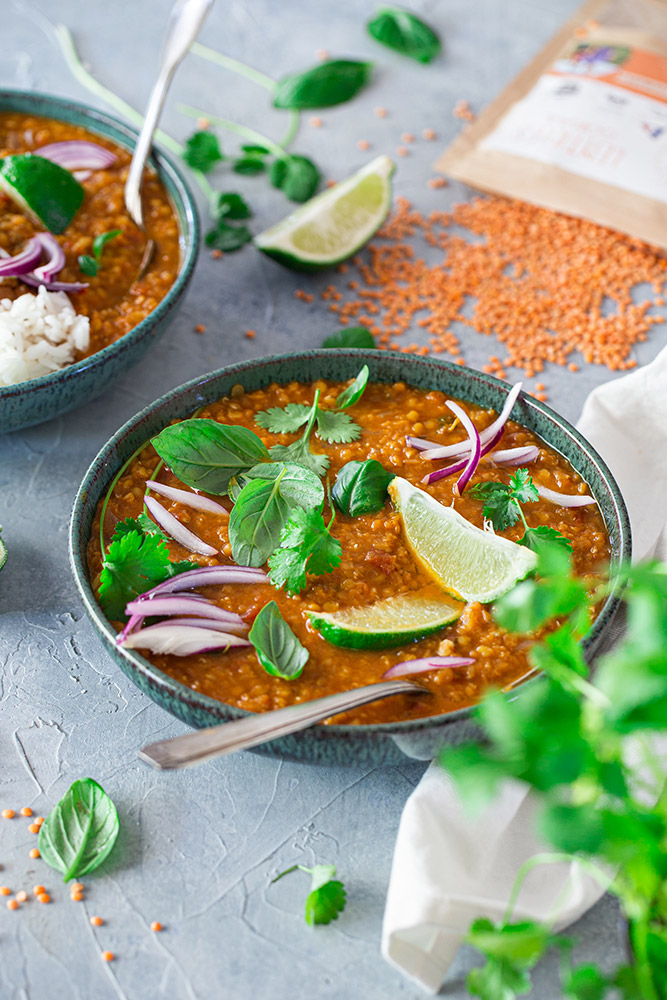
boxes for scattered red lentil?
[374,106,388,118]
[90,916,104,927]
[194,324,206,334]
[309,116,323,128]
[401,132,415,143]
[196,117,210,130]
[7,899,19,911]
[453,99,476,121]
[20,807,32,818]
[0,887,11,896]
[2,810,15,819]
[33,885,45,896]
[396,145,408,157]
[315,48,329,60]
[37,893,50,904]
[326,179,337,188]
[295,289,314,303]
[15,890,27,903]
[427,177,448,189]
[70,883,84,893]
[28,824,39,834]
[71,891,83,902]
[357,139,370,150]
[422,128,437,140]
[34,818,44,827]
[102,951,115,963]
[210,249,223,260]
[29,848,40,860]
[150,921,163,932]
[244,329,256,339]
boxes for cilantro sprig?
[272,863,347,926]
[268,507,342,594]
[469,469,572,553]
[78,228,122,277]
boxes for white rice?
[0,285,90,386]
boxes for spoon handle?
[138,680,425,770]
[124,0,214,226]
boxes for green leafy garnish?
[152,419,270,495]
[272,863,347,925]
[520,524,573,554]
[268,507,342,594]
[335,364,369,409]
[255,368,368,449]
[183,130,224,172]
[233,155,266,176]
[266,391,330,476]
[270,154,320,202]
[214,192,251,220]
[470,469,571,551]
[248,600,309,680]
[367,6,442,63]
[92,228,122,262]
[273,59,373,109]
[38,778,119,883]
[0,525,7,572]
[322,327,375,349]
[78,254,98,276]
[112,513,169,542]
[228,474,290,567]
[242,462,324,508]
[205,221,253,251]
[98,525,195,621]
[332,459,394,517]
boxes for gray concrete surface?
[1,0,660,996]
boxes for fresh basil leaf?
[243,462,324,508]
[183,130,224,172]
[233,156,266,175]
[152,419,269,494]
[322,327,375,349]
[273,59,373,110]
[367,6,442,63]
[205,220,253,251]
[248,600,309,679]
[98,527,195,621]
[335,365,369,409]
[38,778,119,882]
[92,228,122,263]
[255,403,312,435]
[214,192,252,221]
[312,408,361,444]
[78,254,98,276]
[270,154,321,202]
[228,477,290,567]
[332,459,394,517]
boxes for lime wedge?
[0,154,84,234]
[309,585,463,649]
[0,527,6,573]
[388,477,538,604]
[254,154,394,271]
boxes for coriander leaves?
[268,508,342,594]
[248,600,309,680]
[183,130,224,172]
[470,469,572,552]
[272,863,347,925]
[273,60,373,109]
[38,778,120,883]
[152,420,270,495]
[367,7,442,64]
[270,154,320,203]
[262,391,331,476]
[205,192,253,251]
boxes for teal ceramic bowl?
[0,90,199,434]
[69,351,631,766]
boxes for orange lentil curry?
[88,379,610,726]
[0,113,180,356]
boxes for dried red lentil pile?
[325,196,667,378]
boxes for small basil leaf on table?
[268,508,342,594]
[335,364,369,409]
[367,6,442,64]
[214,192,252,221]
[92,228,122,263]
[38,778,119,882]
[152,420,269,494]
[322,327,375,349]
[273,59,373,109]
[183,130,224,172]
[248,600,309,680]
[243,462,324,508]
[270,155,321,203]
[78,254,98,276]
[98,527,195,621]
[205,221,253,251]
[229,477,291,567]
[332,459,395,517]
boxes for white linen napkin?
[382,344,667,993]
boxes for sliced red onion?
[416,382,524,462]
[32,233,66,282]
[144,496,217,556]
[487,445,540,466]
[383,656,475,679]
[536,485,596,507]
[146,480,229,516]
[36,140,117,171]
[18,272,89,293]
[156,617,250,632]
[144,565,268,599]
[406,435,441,452]
[120,623,251,656]
[125,596,245,624]
[0,236,43,277]
[73,170,92,183]
[423,427,504,486]
[445,400,481,494]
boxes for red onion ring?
[536,485,596,507]
[486,445,540,466]
[146,480,229,516]
[32,233,66,282]
[383,656,475,679]
[422,427,504,486]
[120,623,251,656]
[36,140,117,171]
[414,382,524,462]
[145,566,268,599]
[444,400,481,494]
[124,597,246,625]
[144,496,218,556]
[0,237,43,277]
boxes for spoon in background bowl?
[124,0,214,278]
[139,680,429,769]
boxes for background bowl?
[69,350,631,765]
[0,89,199,434]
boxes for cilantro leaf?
[78,254,98,276]
[113,513,168,542]
[268,392,330,476]
[98,527,195,621]
[509,468,539,505]
[204,220,252,252]
[271,863,347,926]
[519,525,572,554]
[92,229,122,263]
[248,600,309,679]
[467,958,532,1000]
[214,192,251,221]
[183,130,224,172]
[270,154,320,202]
[255,403,312,434]
[335,364,369,409]
[268,508,342,593]
[469,481,519,531]
[322,327,375,349]
[313,408,361,443]
[563,964,607,1000]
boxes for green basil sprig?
[152,420,270,494]
[270,155,321,203]
[332,459,395,517]
[242,462,324,508]
[322,327,375,349]
[248,600,309,680]
[335,364,369,409]
[38,778,120,883]
[273,60,373,110]
[229,475,291,567]
[367,6,442,64]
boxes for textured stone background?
[1,0,662,996]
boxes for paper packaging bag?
[436,0,667,249]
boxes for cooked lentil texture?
[0,113,180,356]
[88,380,610,725]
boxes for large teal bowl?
[0,90,199,434]
[69,351,631,766]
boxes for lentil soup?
[87,378,610,726]
[0,112,180,358]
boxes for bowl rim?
[69,349,631,738]
[0,87,200,400]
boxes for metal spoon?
[124,0,214,277]
[139,680,428,769]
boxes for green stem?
[98,440,149,554]
[515,500,529,532]
[503,852,612,924]
[630,915,659,1000]
[271,864,299,883]
[178,103,288,160]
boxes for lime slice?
[388,477,537,604]
[0,527,6,573]
[254,154,394,271]
[309,585,463,649]
[0,154,84,234]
